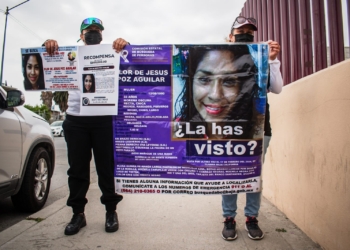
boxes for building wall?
[263,59,350,250]
[327,47,350,67]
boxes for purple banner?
[114,44,269,195]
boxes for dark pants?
[63,114,123,214]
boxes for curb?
[0,195,68,247]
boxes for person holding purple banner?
[173,44,262,140]
[43,17,129,236]
[221,16,283,241]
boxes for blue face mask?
[234,33,254,42]
[84,30,102,45]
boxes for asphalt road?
[0,136,97,232]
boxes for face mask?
[84,30,102,45]
[234,33,254,42]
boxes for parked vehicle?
[0,85,55,212]
[50,120,64,137]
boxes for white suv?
[0,85,55,212]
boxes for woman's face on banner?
[192,50,240,122]
[26,55,40,86]
[84,75,93,91]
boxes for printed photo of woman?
[82,74,95,93]
[173,44,262,140]
[22,53,45,90]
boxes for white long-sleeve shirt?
[268,58,283,94]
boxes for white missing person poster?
[78,44,120,115]
[21,44,121,116]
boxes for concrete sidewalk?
[0,182,322,250]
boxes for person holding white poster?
[44,17,129,236]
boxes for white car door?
[0,99,22,187]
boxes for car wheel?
[60,130,64,137]
[11,147,52,212]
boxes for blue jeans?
[222,136,271,218]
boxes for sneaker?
[222,217,238,240]
[245,216,264,240]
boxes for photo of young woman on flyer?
[23,53,45,90]
[82,74,96,93]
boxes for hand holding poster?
[113,43,269,195]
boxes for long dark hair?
[22,53,45,90]
[174,44,260,138]
[82,74,96,93]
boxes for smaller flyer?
[78,44,120,115]
[21,44,121,115]
[21,46,79,91]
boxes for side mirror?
[6,90,25,108]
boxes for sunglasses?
[232,16,256,27]
[82,17,103,26]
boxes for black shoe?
[105,211,119,232]
[245,216,264,240]
[64,213,86,236]
[222,217,238,240]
